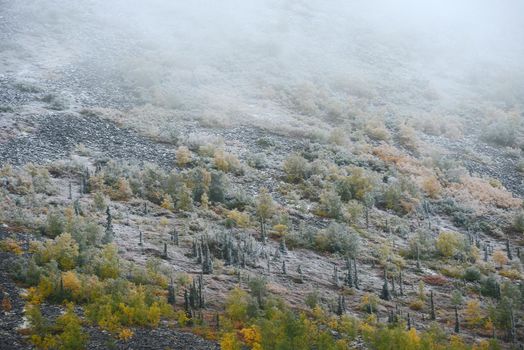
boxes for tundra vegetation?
[1,0,524,349]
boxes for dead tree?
[429,290,436,320]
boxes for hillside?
[1,1,524,349]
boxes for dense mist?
[2,0,524,129]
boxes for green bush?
[282,154,309,183]
[44,210,65,238]
[463,266,481,282]
[513,210,524,233]
[314,222,359,257]
[317,188,342,219]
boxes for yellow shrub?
[176,146,192,167]
[0,239,23,255]
[409,299,424,311]
[118,328,134,341]
[492,250,508,268]
[499,268,521,280]
[214,150,230,172]
[227,210,250,228]
[112,177,133,201]
[240,326,261,346]
[62,271,81,297]
[422,176,441,199]
[220,332,241,350]
[271,224,288,237]
[147,302,161,327]
[36,277,54,303]
[464,300,483,327]
[175,310,190,327]
[160,194,175,211]
[406,328,420,347]
[435,231,464,257]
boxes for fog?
[2,0,524,128]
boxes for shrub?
[513,210,524,233]
[176,146,192,167]
[175,184,193,211]
[0,238,23,255]
[209,171,226,203]
[336,167,373,201]
[422,275,448,286]
[282,154,309,183]
[305,291,320,309]
[435,231,464,258]
[316,188,342,219]
[464,300,483,327]
[255,188,275,224]
[160,194,175,211]
[481,118,518,147]
[111,177,133,201]
[93,192,107,212]
[360,293,379,313]
[214,150,242,174]
[463,266,481,282]
[314,222,359,257]
[499,269,521,280]
[45,210,65,238]
[421,176,441,199]
[247,153,268,169]
[93,244,121,280]
[517,160,524,173]
[28,303,87,350]
[480,276,500,298]
[227,209,250,228]
[409,299,424,311]
[365,120,390,141]
[69,219,102,251]
[398,124,419,151]
[492,250,508,268]
[35,233,79,271]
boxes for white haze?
[2,0,524,129]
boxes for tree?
[176,183,193,211]
[176,146,192,167]
[492,250,508,268]
[256,188,275,243]
[363,193,375,229]
[160,194,175,211]
[380,268,391,301]
[115,177,133,201]
[167,281,176,305]
[208,171,225,203]
[464,299,482,327]
[429,290,436,320]
[248,277,267,309]
[103,206,113,244]
[451,290,463,308]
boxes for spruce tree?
[430,290,436,320]
[103,206,114,244]
[381,268,391,301]
[167,280,176,305]
[454,306,460,333]
[506,238,513,260]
